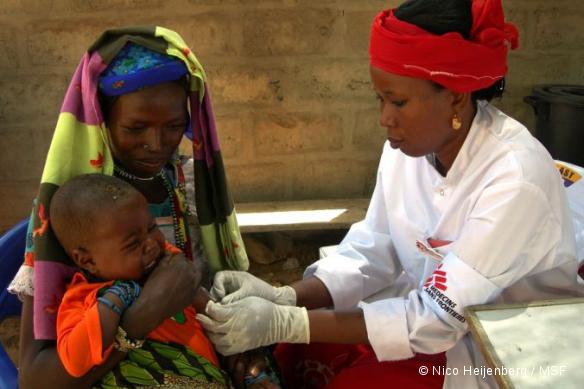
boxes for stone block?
[503,5,532,50]
[178,116,246,160]
[576,56,584,82]
[534,5,584,51]
[70,0,164,12]
[187,0,280,4]
[254,112,343,155]
[242,9,338,56]
[291,159,377,199]
[206,65,284,105]
[282,60,372,105]
[226,162,288,202]
[345,11,378,55]
[215,116,246,160]
[334,0,398,11]
[0,181,38,233]
[352,109,386,152]
[0,0,54,15]
[25,20,107,66]
[0,27,19,69]
[242,235,279,265]
[506,53,574,90]
[176,13,241,57]
[0,74,69,124]
[0,128,49,182]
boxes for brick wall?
[1,0,583,233]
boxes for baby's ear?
[71,248,97,274]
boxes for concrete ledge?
[236,198,369,233]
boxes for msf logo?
[424,264,447,291]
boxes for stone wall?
[1,0,583,233]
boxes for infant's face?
[87,193,165,281]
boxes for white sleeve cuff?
[304,256,365,310]
[358,298,414,361]
[421,252,502,327]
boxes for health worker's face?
[370,65,461,159]
[79,193,166,281]
[107,82,188,177]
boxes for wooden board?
[465,298,584,389]
[235,198,369,233]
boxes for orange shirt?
[57,251,217,377]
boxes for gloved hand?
[197,296,309,356]
[210,271,297,306]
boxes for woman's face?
[370,65,463,160]
[107,81,188,177]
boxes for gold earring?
[451,113,462,130]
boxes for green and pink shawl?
[28,26,248,340]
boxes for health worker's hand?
[197,297,309,356]
[210,271,296,306]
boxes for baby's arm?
[96,291,125,349]
[57,281,140,377]
[192,287,211,313]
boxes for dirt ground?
[0,317,18,366]
[0,229,347,368]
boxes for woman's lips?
[137,159,166,169]
[388,137,403,149]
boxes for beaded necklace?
[113,165,163,181]
[113,163,193,259]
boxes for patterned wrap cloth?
[25,26,248,340]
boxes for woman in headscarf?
[9,26,248,387]
[199,1,584,388]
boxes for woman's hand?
[121,252,202,339]
[197,296,309,356]
[210,271,296,305]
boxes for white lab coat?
[305,101,583,389]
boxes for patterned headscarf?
[28,26,248,340]
[99,42,188,96]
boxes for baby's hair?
[50,174,141,253]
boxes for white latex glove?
[210,270,296,306]
[196,296,309,356]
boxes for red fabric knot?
[369,0,519,92]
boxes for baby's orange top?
[56,243,217,377]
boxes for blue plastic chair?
[0,219,27,389]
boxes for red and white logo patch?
[424,264,447,291]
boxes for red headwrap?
[369,0,519,92]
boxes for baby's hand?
[192,287,211,313]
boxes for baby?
[50,174,279,389]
